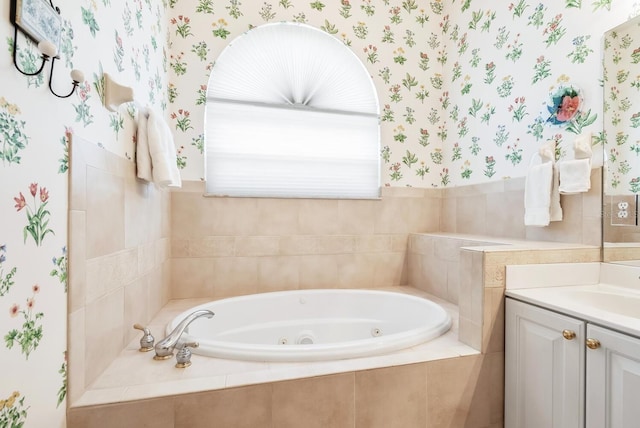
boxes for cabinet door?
[505,298,585,428]
[586,324,640,428]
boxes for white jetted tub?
[168,289,452,362]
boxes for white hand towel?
[135,108,152,182]
[524,160,554,226]
[550,163,563,222]
[558,159,591,194]
[147,109,182,189]
[536,140,563,222]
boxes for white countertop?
[506,263,640,339]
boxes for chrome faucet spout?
[154,309,214,360]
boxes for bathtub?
[167,289,452,362]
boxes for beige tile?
[138,241,157,275]
[374,197,410,234]
[124,179,153,248]
[86,166,125,259]
[409,234,433,255]
[426,354,490,428]
[404,197,428,232]
[234,236,280,257]
[258,256,300,292]
[336,254,376,288]
[487,190,526,239]
[68,397,174,428]
[299,255,339,289]
[171,239,189,258]
[210,256,259,297]
[171,192,212,238]
[85,249,138,304]
[456,194,487,235]
[210,197,259,236]
[406,253,422,288]
[298,199,340,235]
[390,234,409,252]
[355,235,392,253]
[174,384,271,428]
[458,316,482,351]
[483,287,505,354]
[84,289,125,387]
[279,235,317,255]
[371,252,405,287]
[188,236,235,257]
[68,210,86,313]
[170,258,215,298]
[316,235,356,255]
[420,255,448,299]
[355,363,426,428]
[257,198,300,235]
[458,249,482,324]
[338,199,376,235]
[273,373,354,428]
[440,196,457,232]
[446,261,460,304]
[124,277,149,345]
[433,236,463,262]
[68,308,86,405]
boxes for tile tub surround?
[407,233,600,353]
[68,288,507,428]
[68,137,172,405]
[170,182,442,299]
[441,168,602,247]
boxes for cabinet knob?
[562,329,576,340]
[586,338,601,350]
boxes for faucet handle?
[175,342,199,368]
[133,323,155,352]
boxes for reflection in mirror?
[603,14,640,262]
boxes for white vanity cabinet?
[506,297,640,428]
[505,298,585,428]
[585,324,640,428]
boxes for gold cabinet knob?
[586,338,601,350]
[562,330,576,340]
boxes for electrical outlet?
[610,195,637,226]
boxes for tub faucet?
[153,309,214,360]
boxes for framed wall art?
[10,0,62,49]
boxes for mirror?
[603,15,640,263]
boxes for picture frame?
[10,0,62,49]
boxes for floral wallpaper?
[169,0,637,188]
[1,0,639,425]
[1,0,168,426]
[604,15,640,194]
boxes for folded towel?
[524,160,554,226]
[558,158,591,194]
[136,107,152,182]
[550,163,563,222]
[574,132,592,159]
[147,109,182,188]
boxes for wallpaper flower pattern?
[604,16,640,194]
[0,0,638,425]
[0,0,168,425]
[168,0,635,188]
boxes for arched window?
[205,22,380,199]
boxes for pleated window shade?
[205,22,380,199]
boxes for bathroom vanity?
[504,264,640,428]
